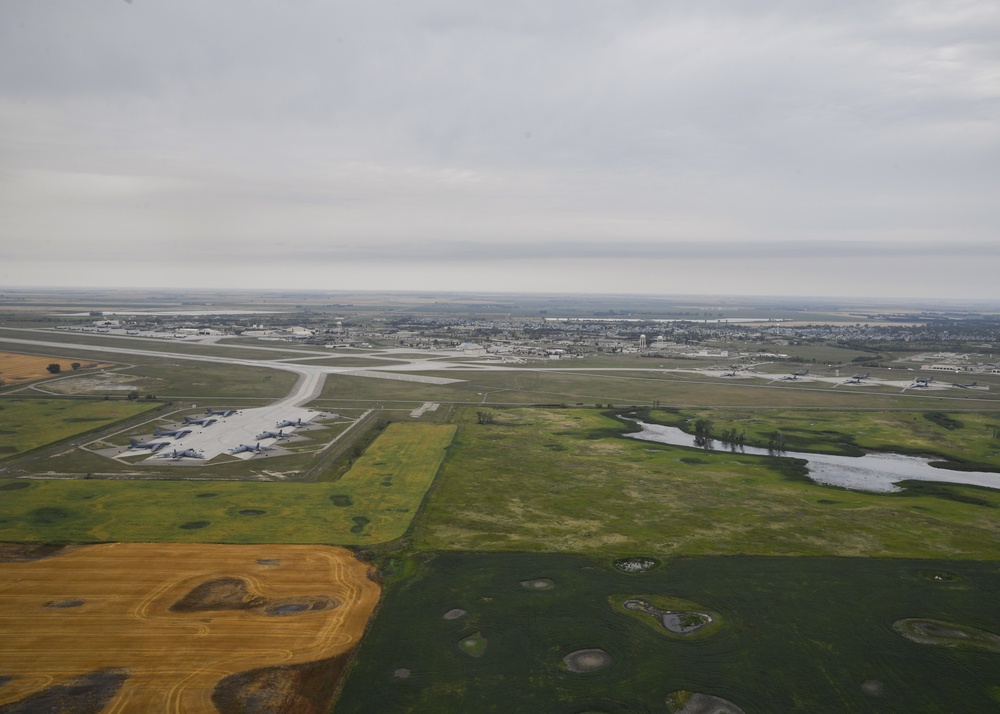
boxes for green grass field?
[0,399,155,460]
[0,422,455,544]
[335,552,1000,713]
[315,366,1000,413]
[414,407,1000,559]
[643,407,1000,468]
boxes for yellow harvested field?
[0,351,111,384]
[0,543,380,712]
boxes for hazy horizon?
[2,2,998,298]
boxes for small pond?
[625,419,1000,493]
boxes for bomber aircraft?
[161,448,204,460]
[276,418,307,428]
[851,372,870,380]
[256,430,292,440]
[230,442,272,455]
[206,408,237,417]
[154,427,192,439]
[183,416,217,427]
[953,381,978,389]
[128,438,169,452]
[912,377,934,388]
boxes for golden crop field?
[0,351,111,384]
[0,543,380,713]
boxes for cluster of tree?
[693,418,713,447]
[476,410,495,425]
[767,431,786,451]
[718,427,747,450]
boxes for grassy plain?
[315,367,1000,413]
[0,543,379,712]
[414,407,1000,558]
[336,552,1000,713]
[0,423,455,544]
[0,399,155,460]
[645,407,1000,468]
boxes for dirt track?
[0,543,379,713]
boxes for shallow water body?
[625,420,1000,493]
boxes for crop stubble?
[0,543,379,713]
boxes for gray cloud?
[1,1,998,297]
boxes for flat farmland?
[0,350,111,384]
[0,543,379,713]
[322,422,458,542]
[0,399,155,460]
[0,423,456,544]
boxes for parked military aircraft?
[256,430,292,440]
[183,416,217,427]
[230,442,272,454]
[206,408,236,417]
[128,438,169,452]
[722,370,739,377]
[162,448,204,460]
[792,369,810,377]
[276,418,307,428]
[844,377,865,385]
[851,372,870,380]
[953,381,978,389]
[912,377,933,387]
[154,427,192,439]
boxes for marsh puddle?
[625,419,1000,493]
[624,599,711,635]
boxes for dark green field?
[336,552,1000,713]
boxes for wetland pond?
[625,419,1000,493]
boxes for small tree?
[71,362,81,371]
[693,418,714,448]
[46,363,61,374]
[476,410,495,425]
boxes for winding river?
[625,420,1000,493]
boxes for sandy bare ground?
[0,543,379,713]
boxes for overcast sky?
[2,1,998,299]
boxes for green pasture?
[0,422,455,543]
[316,366,1000,412]
[0,399,154,460]
[116,360,298,400]
[645,407,1000,468]
[414,407,1000,559]
[336,552,1000,713]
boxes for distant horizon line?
[2,285,999,307]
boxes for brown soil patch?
[0,543,74,563]
[0,352,111,385]
[0,543,380,713]
[0,668,128,714]
[211,653,350,714]
[170,576,337,615]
